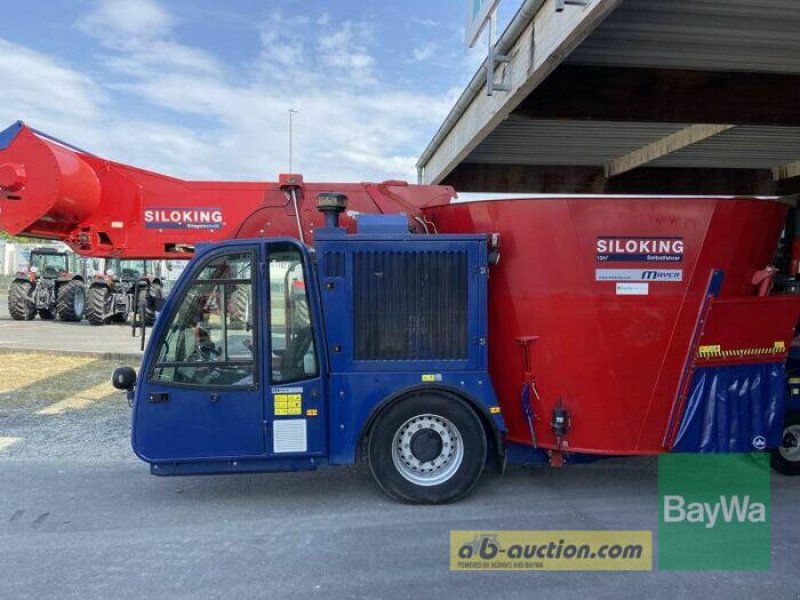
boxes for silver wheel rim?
[391,414,464,487]
[779,424,800,462]
[73,287,85,316]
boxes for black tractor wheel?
[86,285,112,325]
[8,280,36,321]
[367,392,487,504]
[772,411,800,476]
[137,281,162,326]
[38,307,56,320]
[56,280,85,322]
[227,284,250,329]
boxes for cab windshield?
[31,253,67,276]
[118,260,147,280]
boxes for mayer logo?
[596,269,683,282]
[144,208,224,230]
[597,236,683,263]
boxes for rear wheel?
[86,285,112,325]
[56,280,85,322]
[137,281,162,326]
[772,412,800,476]
[367,393,487,504]
[9,280,36,320]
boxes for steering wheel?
[281,328,313,380]
[176,342,221,384]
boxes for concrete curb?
[0,346,142,361]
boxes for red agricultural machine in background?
[0,120,451,324]
[0,121,453,259]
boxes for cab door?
[265,242,326,457]
[133,245,265,461]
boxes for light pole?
[288,108,298,174]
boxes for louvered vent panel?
[353,250,468,361]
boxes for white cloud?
[77,0,172,46]
[0,39,107,127]
[1,2,463,184]
[412,43,438,63]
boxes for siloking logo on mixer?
[596,236,684,263]
[144,208,224,230]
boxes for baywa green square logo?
[658,454,770,571]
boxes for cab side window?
[150,251,257,387]
[269,245,318,383]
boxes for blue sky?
[0,0,518,182]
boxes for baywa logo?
[663,495,766,529]
[658,454,771,571]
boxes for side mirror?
[112,366,137,391]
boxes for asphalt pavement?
[0,295,144,358]
[0,392,798,600]
[0,299,799,599]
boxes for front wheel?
[57,280,85,322]
[367,393,487,504]
[137,281,162,326]
[771,411,800,475]
[86,285,112,325]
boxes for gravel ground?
[1,352,798,599]
[0,353,138,462]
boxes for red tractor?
[8,247,85,321]
[85,259,163,326]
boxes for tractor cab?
[116,259,148,282]
[28,247,69,279]
[113,193,504,504]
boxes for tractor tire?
[367,392,487,504]
[86,285,112,326]
[228,284,250,329]
[38,307,56,320]
[772,411,800,476]
[56,280,86,322]
[8,280,36,321]
[137,281,162,326]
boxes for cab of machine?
[119,212,502,478]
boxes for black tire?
[367,392,487,504]
[86,285,112,325]
[38,307,56,320]
[137,281,162,326]
[8,280,36,321]
[227,283,249,329]
[56,280,85,322]
[771,411,800,476]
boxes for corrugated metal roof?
[465,119,686,165]
[568,0,800,74]
[650,126,800,169]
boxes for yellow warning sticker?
[696,341,787,360]
[421,374,443,382]
[306,409,318,417]
[274,393,303,416]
